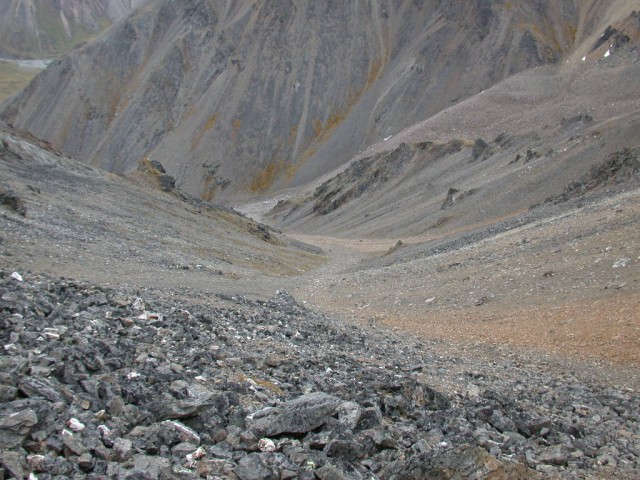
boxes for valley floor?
[217,188,640,405]
[284,189,640,376]
[2,120,638,389]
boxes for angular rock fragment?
[387,445,543,479]
[62,430,87,456]
[110,454,172,479]
[247,393,342,437]
[316,464,352,480]
[0,450,24,479]
[235,453,277,480]
[26,453,51,472]
[0,189,27,216]
[112,437,133,461]
[150,395,216,421]
[19,375,67,403]
[0,408,37,448]
[336,401,362,430]
[0,385,17,402]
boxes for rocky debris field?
[1,270,639,479]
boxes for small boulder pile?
[1,270,639,479]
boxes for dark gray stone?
[0,385,18,402]
[316,464,351,480]
[0,356,28,380]
[472,138,491,160]
[357,407,382,430]
[538,445,569,466]
[115,454,171,479]
[488,409,518,433]
[150,396,216,421]
[62,431,87,456]
[234,453,276,480]
[247,393,342,437]
[324,438,364,461]
[0,450,24,479]
[0,408,37,448]
[0,189,27,216]
[386,445,542,479]
[19,375,67,403]
[112,437,133,461]
[77,451,95,471]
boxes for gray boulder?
[235,453,277,480]
[247,393,342,437]
[0,408,37,448]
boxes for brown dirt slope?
[286,188,640,370]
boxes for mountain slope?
[0,123,325,292]
[239,4,640,238]
[264,56,640,239]
[0,0,145,59]
[0,0,614,201]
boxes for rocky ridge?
[264,11,640,240]
[1,270,639,479]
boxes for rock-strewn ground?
[286,186,640,370]
[2,113,640,479]
[1,270,639,479]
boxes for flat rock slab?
[0,409,38,448]
[247,393,342,437]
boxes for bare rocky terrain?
[1,116,640,479]
[0,0,145,59]
[1,1,640,479]
[0,0,616,201]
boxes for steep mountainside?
[265,51,640,238]
[0,0,145,59]
[0,0,614,201]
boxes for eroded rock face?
[1,0,597,200]
[1,269,639,479]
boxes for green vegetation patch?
[0,61,40,102]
